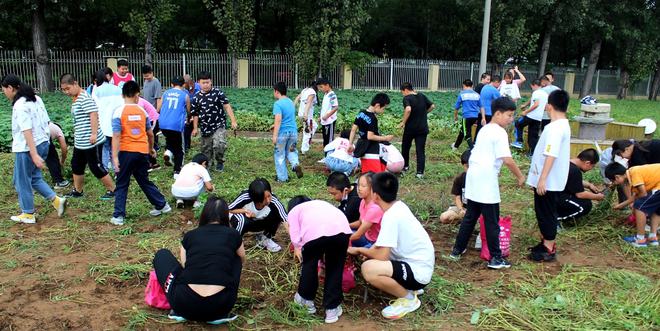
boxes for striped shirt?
[71,90,105,150]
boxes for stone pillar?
[564,71,576,94]
[428,64,440,91]
[105,57,118,72]
[237,58,249,88]
[342,65,352,90]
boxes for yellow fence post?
[428,64,440,91]
[342,65,352,90]
[564,71,576,96]
[238,58,249,88]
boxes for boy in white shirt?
[171,153,214,209]
[317,78,338,158]
[526,89,571,262]
[294,81,318,154]
[348,172,435,320]
[511,79,548,152]
[449,97,525,269]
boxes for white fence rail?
[0,50,653,96]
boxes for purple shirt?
[287,200,352,248]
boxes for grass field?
[0,90,658,330]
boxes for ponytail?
[1,74,36,105]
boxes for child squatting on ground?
[324,129,360,176]
[440,150,471,224]
[171,153,214,209]
[449,96,525,269]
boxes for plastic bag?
[479,215,511,261]
[144,270,171,310]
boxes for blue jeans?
[113,151,167,218]
[13,141,56,214]
[274,131,300,181]
[102,137,113,172]
[351,234,373,248]
[325,156,359,175]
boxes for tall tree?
[579,0,616,98]
[120,0,178,66]
[31,0,54,92]
[204,0,257,87]
[292,0,373,79]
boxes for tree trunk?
[538,29,552,76]
[580,38,601,98]
[231,53,238,87]
[31,0,53,92]
[250,0,263,53]
[616,68,630,100]
[649,61,660,101]
[144,27,154,67]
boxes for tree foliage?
[203,0,256,53]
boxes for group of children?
[4,62,659,326]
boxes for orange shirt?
[627,164,660,194]
[112,104,150,154]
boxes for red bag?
[318,258,356,293]
[145,270,171,310]
[479,215,512,261]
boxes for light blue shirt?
[479,85,501,116]
[273,97,297,133]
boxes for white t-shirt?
[465,123,512,204]
[541,85,560,120]
[93,82,124,138]
[320,91,338,125]
[499,79,521,100]
[297,87,317,119]
[375,201,435,285]
[323,137,354,162]
[171,162,211,198]
[527,89,548,121]
[12,96,51,153]
[527,118,571,191]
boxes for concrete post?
[427,64,440,91]
[105,57,118,72]
[564,71,576,95]
[237,58,249,88]
[342,65,352,90]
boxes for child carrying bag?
[145,270,171,310]
[478,215,512,261]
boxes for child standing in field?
[111,59,135,89]
[59,73,116,200]
[511,79,547,153]
[287,195,351,324]
[452,79,481,150]
[271,81,303,182]
[171,153,214,209]
[477,75,502,138]
[323,129,360,176]
[349,93,393,174]
[605,163,660,247]
[46,122,70,188]
[191,71,238,172]
[349,172,383,248]
[317,78,338,159]
[158,76,191,178]
[526,90,571,262]
[294,81,318,155]
[2,74,67,224]
[326,172,361,225]
[92,69,124,173]
[498,66,526,103]
[449,97,525,269]
[440,150,470,224]
[399,82,435,178]
[110,81,170,225]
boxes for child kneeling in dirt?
[324,129,360,175]
[348,172,435,320]
[171,153,215,209]
[440,150,470,224]
[153,196,245,324]
[287,195,351,324]
[606,162,660,247]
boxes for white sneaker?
[163,150,173,166]
[150,203,172,216]
[450,143,457,151]
[413,289,424,296]
[110,216,124,225]
[381,296,421,320]
[193,201,203,209]
[325,305,342,323]
[173,173,179,180]
[475,235,482,249]
[317,157,326,164]
[10,213,36,224]
[257,235,282,252]
[294,292,317,314]
[52,196,67,217]
[176,199,184,209]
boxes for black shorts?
[634,191,660,216]
[391,260,427,291]
[71,145,108,178]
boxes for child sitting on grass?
[349,172,382,247]
[171,153,214,209]
[605,162,660,247]
[440,150,470,224]
[287,195,351,324]
[324,129,360,176]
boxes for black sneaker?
[65,189,84,198]
[293,165,304,179]
[215,163,224,172]
[55,180,70,189]
[447,248,467,261]
[100,190,115,200]
[527,243,556,262]
[148,164,161,173]
[163,154,173,167]
[402,166,410,172]
[487,256,512,269]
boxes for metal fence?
[0,50,654,97]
